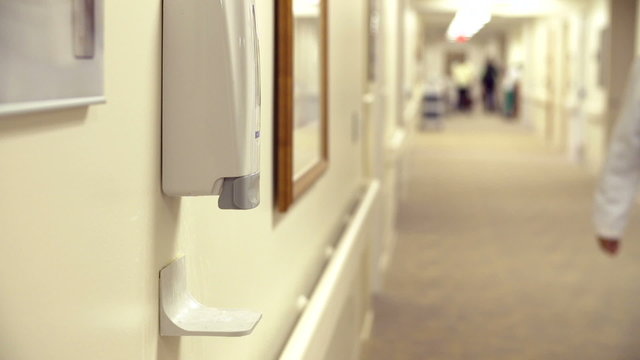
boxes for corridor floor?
[362,115,640,360]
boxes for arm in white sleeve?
[594,59,640,239]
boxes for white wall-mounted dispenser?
[162,0,261,210]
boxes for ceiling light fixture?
[446,5,492,42]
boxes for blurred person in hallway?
[594,59,640,256]
[482,59,498,112]
[502,64,521,118]
[452,60,474,112]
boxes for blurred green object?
[504,89,516,118]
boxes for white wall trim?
[0,96,105,117]
[279,180,381,360]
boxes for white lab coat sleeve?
[594,59,640,239]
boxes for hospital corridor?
[2,0,640,359]
[363,115,640,359]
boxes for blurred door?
[545,25,556,143]
[607,0,638,140]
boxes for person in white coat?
[594,59,640,255]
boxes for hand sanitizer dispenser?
[162,0,261,210]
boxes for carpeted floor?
[362,115,640,360]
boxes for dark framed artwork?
[275,0,329,212]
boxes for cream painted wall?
[0,1,370,359]
[584,0,609,116]
[519,20,536,128]
[423,42,445,82]
[404,6,420,97]
[530,19,550,104]
[375,0,404,293]
[483,38,502,65]
[565,10,589,162]
[583,0,609,171]
[506,28,524,66]
[362,0,389,294]
[384,0,404,134]
[547,17,566,149]
[507,0,611,170]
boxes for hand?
[597,236,620,256]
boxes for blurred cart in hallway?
[420,78,446,130]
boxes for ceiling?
[421,11,528,42]
[413,0,577,42]
[412,0,579,17]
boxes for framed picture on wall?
[0,0,105,116]
[275,0,329,212]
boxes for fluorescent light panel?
[446,5,492,41]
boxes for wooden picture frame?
[275,0,329,212]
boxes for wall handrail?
[279,179,381,360]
